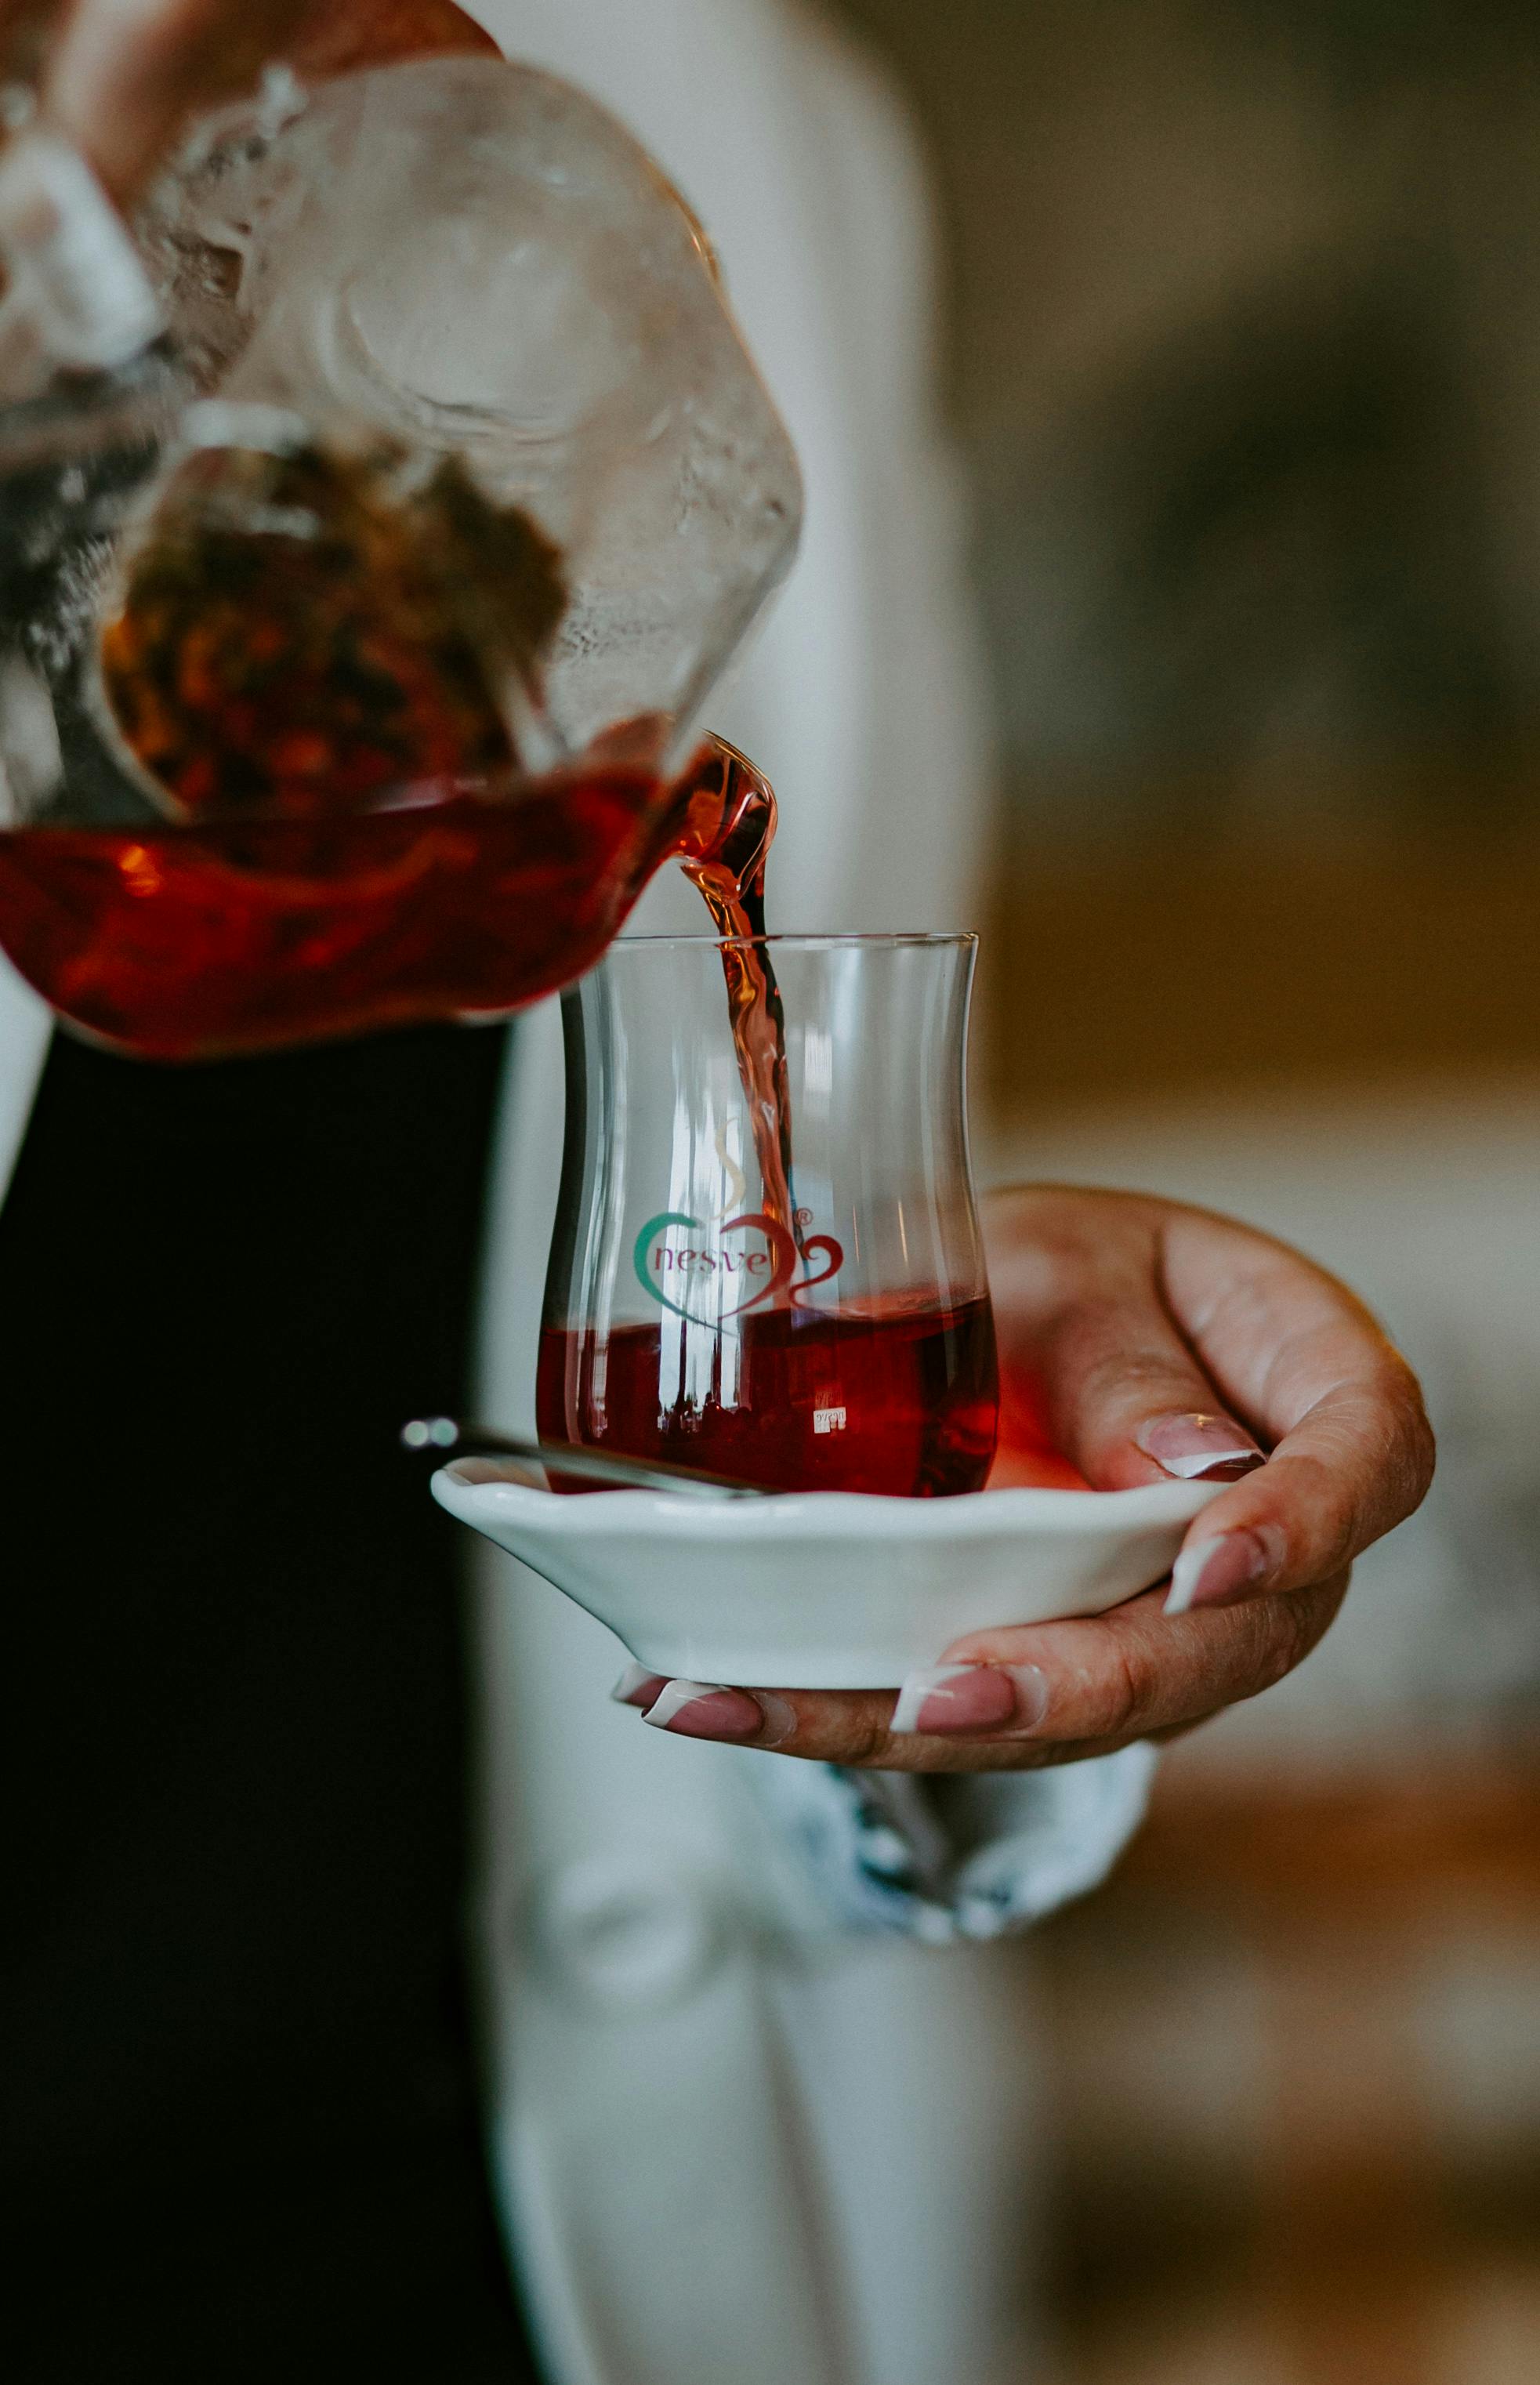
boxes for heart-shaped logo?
[634,1209,805,1321]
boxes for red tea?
[536,1293,999,1499]
[0,769,680,1060]
[0,733,779,1060]
[675,743,797,1232]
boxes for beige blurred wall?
[828,0,1540,1113]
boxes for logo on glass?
[633,1211,845,1321]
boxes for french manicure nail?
[1137,1411,1264,1481]
[890,1662,1050,1738]
[641,1680,796,1746]
[1165,1527,1282,1615]
[611,1662,668,1708]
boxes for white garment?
[0,11,1155,2382]
[462,10,1154,2385]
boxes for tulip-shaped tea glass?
[538,933,998,1497]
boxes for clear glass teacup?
[538,933,1000,1497]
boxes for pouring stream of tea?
[672,736,798,1239]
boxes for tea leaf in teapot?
[100,435,566,817]
[415,454,567,709]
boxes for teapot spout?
[674,735,777,940]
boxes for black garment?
[0,1024,539,2383]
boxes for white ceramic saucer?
[433,1468,1224,1688]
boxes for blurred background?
[824,3,1540,2380]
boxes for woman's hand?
[618,1186,1435,1771]
[1,1,492,202]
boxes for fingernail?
[890,1663,1050,1738]
[1137,1411,1264,1481]
[611,1662,667,1709]
[640,1680,796,1747]
[1165,1527,1283,1615]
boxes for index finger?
[1156,1206,1433,1611]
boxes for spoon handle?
[401,1416,772,1499]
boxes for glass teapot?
[0,54,800,1057]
